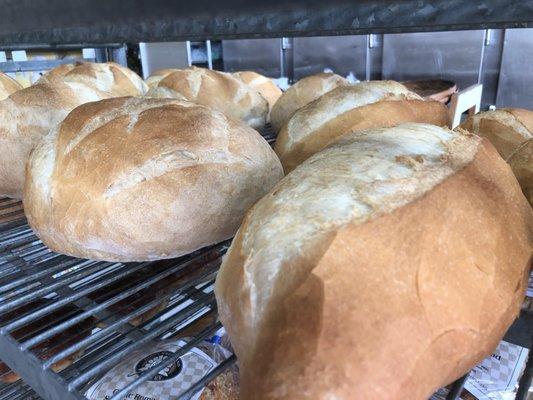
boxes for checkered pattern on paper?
[85,341,217,400]
[464,340,529,400]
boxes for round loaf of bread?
[233,71,282,116]
[38,62,148,97]
[460,108,532,160]
[215,123,532,400]
[274,80,449,172]
[0,71,22,100]
[508,139,532,206]
[145,68,180,88]
[24,97,283,261]
[269,72,349,132]
[0,82,111,198]
[147,67,269,129]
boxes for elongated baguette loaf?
[215,123,532,400]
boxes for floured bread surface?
[39,62,148,97]
[147,67,269,129]
[0,82,112,198]
[0,72,23,100]
[215,123,533,400]
[269,72,349,132]
[508,139,533,206]
[460,108,533,160]
[233,71,282,116]
[24,97,283,261]
[274,80,449,172]
[38,63,77,83]
[145,68,180,88]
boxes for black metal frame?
[0,0,532,46]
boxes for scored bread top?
[145,68,180,88]
[24,96,283,261]
[233,71,282,113]
[0,81,112,198]
[274,80,449,172]
[147,67,269,129]
[0,72,23,100]
[276,81,422,154]
[215,123,532,399]
[236,124,480,324]
[269,72,349,132]
[38,62,148,97]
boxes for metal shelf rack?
[0,0,532,46]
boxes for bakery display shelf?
[0,127,530,400]
[1,0,532,46]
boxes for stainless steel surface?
[222,39,281,77]
[478,29,505,107]
[293,35,367,81]
[0,58,85,73]
[497,28,533,109]
[138,42,190,79]
[383,30,485,93]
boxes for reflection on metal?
[138,42,190,78]
[222,39,280,77]
[293,36,366,81]
[206,40,213,70]
[497,28,533,109]
[382,30,485,92]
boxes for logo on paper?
[134,351,183,381]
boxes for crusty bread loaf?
[215,123,532,400]
[147,67,269,129]
[0,71,22,100]
[145,68,180,88]
[0,82,112,198]
[270,72,349,132]
[38,63,77,82]
[274,81,449,172]
[508,139,532,206]
[24,97,283,261]
[233,71,282,116]
[460,108,532,160]
[38,62,148,97]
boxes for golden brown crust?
[0,82,112,198]
[38,62,147,97]
[460,108,532,160]
[24,97,283,261]
[39,63,78,82]
[0,72,23,100]
[508,139,533,206]
[232,71,282,115]
[145,68,180,88]
[270,72,349,132]
[147,67,269,129]
[275,86,449,172]
[215,125,532,400]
